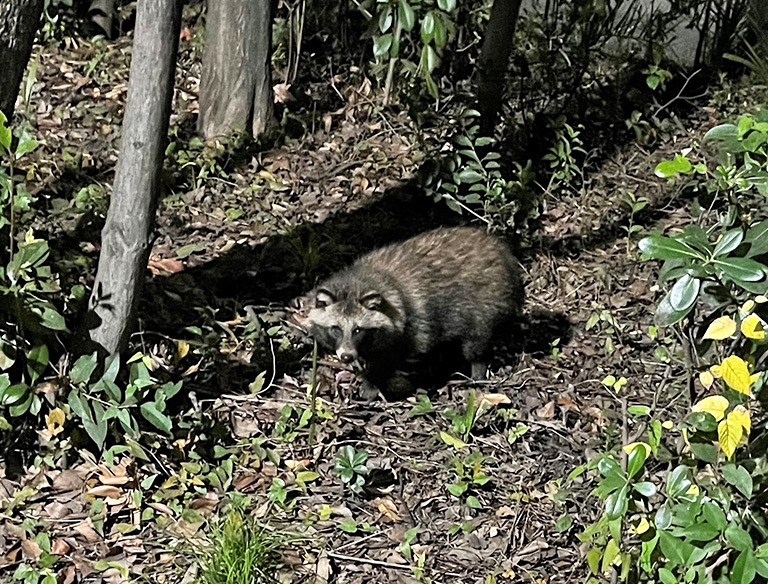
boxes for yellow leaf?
[635,517,650,535]
[740,299,755,314]
[176,340,190,359]
[699,371,714,389]
[662,420,674,430]
[439,431,467,450]
[686,484,700,496]
[710,365,723,379]
[702,316,736,340]
[730,405,751,433]
[622,442,651,456]
[720,355,752,394]
[45,408,66,436]
[751,372,761,385]
[692,395,729,421]
[718,415,744,459]
[740,314,766,340]
[756,295,768,304]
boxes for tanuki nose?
[339,353,355,364]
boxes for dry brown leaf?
[374,497,400,522]
[536,401,556,420]
[74,520,101,543]
[59,564,76,584]
[20,539,42,560]
[147,257,184,275]
[479,393,512,406]
[495,505,516,517]
[148,502,175,516]
[189,493,219,513]
[51,538,71,556]
[87,485,123,498]
[52,470,85,492]
[98,474,130,486]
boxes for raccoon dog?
[299,227,524,397]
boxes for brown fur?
[300,227,524,396]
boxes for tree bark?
[87,0,182,354]
[0,0,44,120]
[198,0,274,140]
[748,0,768,54]
[476,0,523,134]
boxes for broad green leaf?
[0,111,10,151]
[140,402,172,434]
[633,482,656,497]
[399,0,415,31]
[745,219,768,256]
[666,466,692,497]
[655,154,693,177]
[725,524,754,552]
[722,464,753,498]
[703,315,737,340]
[605,484,629,520]
[70,352,98,384]
[40,308,67,331]
[601,538,620,574]
[702,501,727,531]
[420,12,435,43]
[655,289,694,327]
[668,274,700,311]
[715,257,766,283]
[1,384,27,406]
[732,550,757,584]
[437,0,456,10]
[638,235,704,260]
[705,123,738,140]
[373,33,393,58]
[713,229,744,257]
[626,444,648,479]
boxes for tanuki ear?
[360,292,384,310]
[315,289,335,308]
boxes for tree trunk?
[749,0,768,54]
[476,0,523,134]
[0,0,44,120]
[198,0,274,140]
[87,0,182,354]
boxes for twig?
[327,551,411,570]
[309,339,318,446]
[654,69,701,118]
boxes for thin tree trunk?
[0,0,44,120]
[87,0,182,354]
[748,0,768,54]
[198,0,274,139]
[476,0,523,134]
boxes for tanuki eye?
[353,327,361,335]
[330,326,342,338]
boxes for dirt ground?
[0,8,740,584]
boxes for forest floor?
[2,7,765,584]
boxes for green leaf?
[378,5,393,32]
[626,443,648,478]
[633,482,656,497]
[655,288,694,327]
[713,229,744,257]
[746,219,768,257]
[0,111,11,151]
[726,524,754,552]
[398,0,415,31]
[437,0,456,10]
[15,136,38,158]
[447,482,467,497]
[9,392,33,416]
[605,484,629,520]
[457,169,484,184]
[26,345,49,383]
[70,352,98,384]
[658,567,677,584]
[433,14,447,47]
[666,466,692,497]
[421,11,435,43]
[668,274,700,312]
[638,235,704,260]
[732,550,757,584]
[40,308,67,331]
[715,257,766,283]
[373,33,393,58]
[140,402,173,434]
[465,495,481,509]
[655,154,693,177]
[722,464,753,499]
[705,123,738,140]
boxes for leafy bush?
[576,107,768,583]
